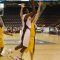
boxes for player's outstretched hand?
[38,2,43,7]
[21,3,25,8]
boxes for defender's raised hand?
[38,2,43,7]
[21,3,25,8]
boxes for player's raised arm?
[33,2,43,23]
[30,0,36,16]
[20,3,25,20]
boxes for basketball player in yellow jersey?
[25,2,42,60]
[0,23,4,56]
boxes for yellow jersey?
[0,27,4,48]
[25,22,35,53]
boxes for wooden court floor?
[0,44,60,60]
[0,33,60,60]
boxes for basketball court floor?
[0,33,60,60]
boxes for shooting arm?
[20,3,25,20]
[33,6,41,23]
[20,7,23,20]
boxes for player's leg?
[0,47,3,56]
[19,29,30,59]
[15,30,23,50]
[30,40,35,60]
